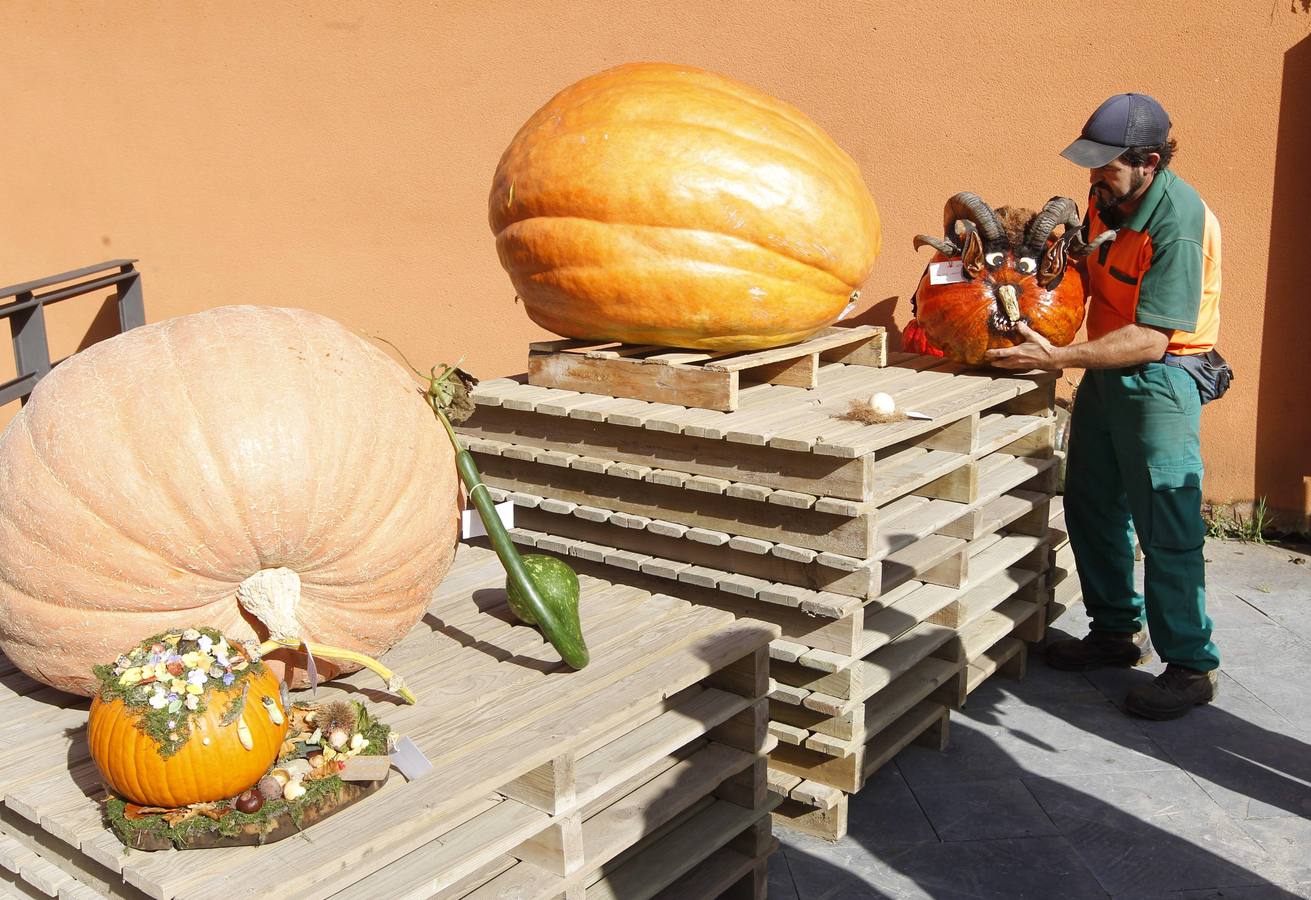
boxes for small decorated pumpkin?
[489,62,882,351]
[87,628,289,808]
[910,194,1113,365]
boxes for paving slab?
[909,777,1059,842]
[780,834,1108,900]
[846,764,937,848]
[1024,768,1277,894]
[896,680,1175,786]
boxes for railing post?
[115,263,145,331]
[10,293,51,405]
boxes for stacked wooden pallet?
[1046,496,1081,626]
[0,543,779,900]
[457,337,1059,841]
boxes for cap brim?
[1060,138,1127,168]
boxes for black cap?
[1060,93,1171,168]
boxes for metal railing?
[0,260,144,406]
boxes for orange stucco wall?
[2,2,1308,523]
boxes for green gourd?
[505,555,585,648]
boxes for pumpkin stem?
[239,569,418,704]
[255,638,417,705]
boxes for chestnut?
[234,790,264,814]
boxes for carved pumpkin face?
[911,194,1094,365]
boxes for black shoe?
[1045,629,1153,671]
[1124,664,1219,720]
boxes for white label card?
[389,735,435,781]
[928,260,966,285]
[836,298,858,321]
[462,500,514,540]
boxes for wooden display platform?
[467,353,1058,500]
[0,544,780,900]
[458,349,1063,845]
[527,325,887,412]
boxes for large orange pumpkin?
[88,654,288,808]
[911,194,1103,365]
[489,62,882,351]
[0,306,461,696]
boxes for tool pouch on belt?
[1161,349,1234,405]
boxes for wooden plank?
[574,688,751,807]
[712,326,882,372]
[323,798,547,900]
[584,801,766,900]
[528,353,737,411]
[459,406,875,500]
[475,454,876,557]
[579,742,754,875]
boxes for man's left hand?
[985,323,1064,370]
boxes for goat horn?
[943,192,1005,251]
[1068,228,1118,257]
[914,234,959,255]
[1023,196,1082,259]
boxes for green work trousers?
[1064,362,1219,671]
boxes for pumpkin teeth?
[236,716,253,751]
[996,284,1021,324]
[261,696,285,726]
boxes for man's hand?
[984,323,1064,371]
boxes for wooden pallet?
[1045,497,1082,626]
[768,698,951,842]
[527,325,888,412]
[0,544,780,900]
[465,354,1058,500]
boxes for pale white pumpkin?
[0,306,460,695]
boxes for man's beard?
[1094,170,1146,225]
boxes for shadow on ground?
[769,540,1311,898]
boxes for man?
[987,93,1222,720]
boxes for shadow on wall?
[1255,33,1311,529]
[76,295,129,352]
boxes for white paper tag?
[303,643,318,695]
[462,500,514,540]
[836,298,858,321]
[928,260,966,285]
[389,735,435,781]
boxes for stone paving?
[769,538,1311,899]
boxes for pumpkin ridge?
[297,467,456,583]
[547,64,859,179]
[268,307,334,564]
[84,351,238,578]
[510,110,859,214]
[499,215,864,292]
[16,413,203,584]
[631,74,864,179]
[158,321,264,565]
[495,118,864,246]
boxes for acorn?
[256,775,283,801]
[234,790,264,814]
